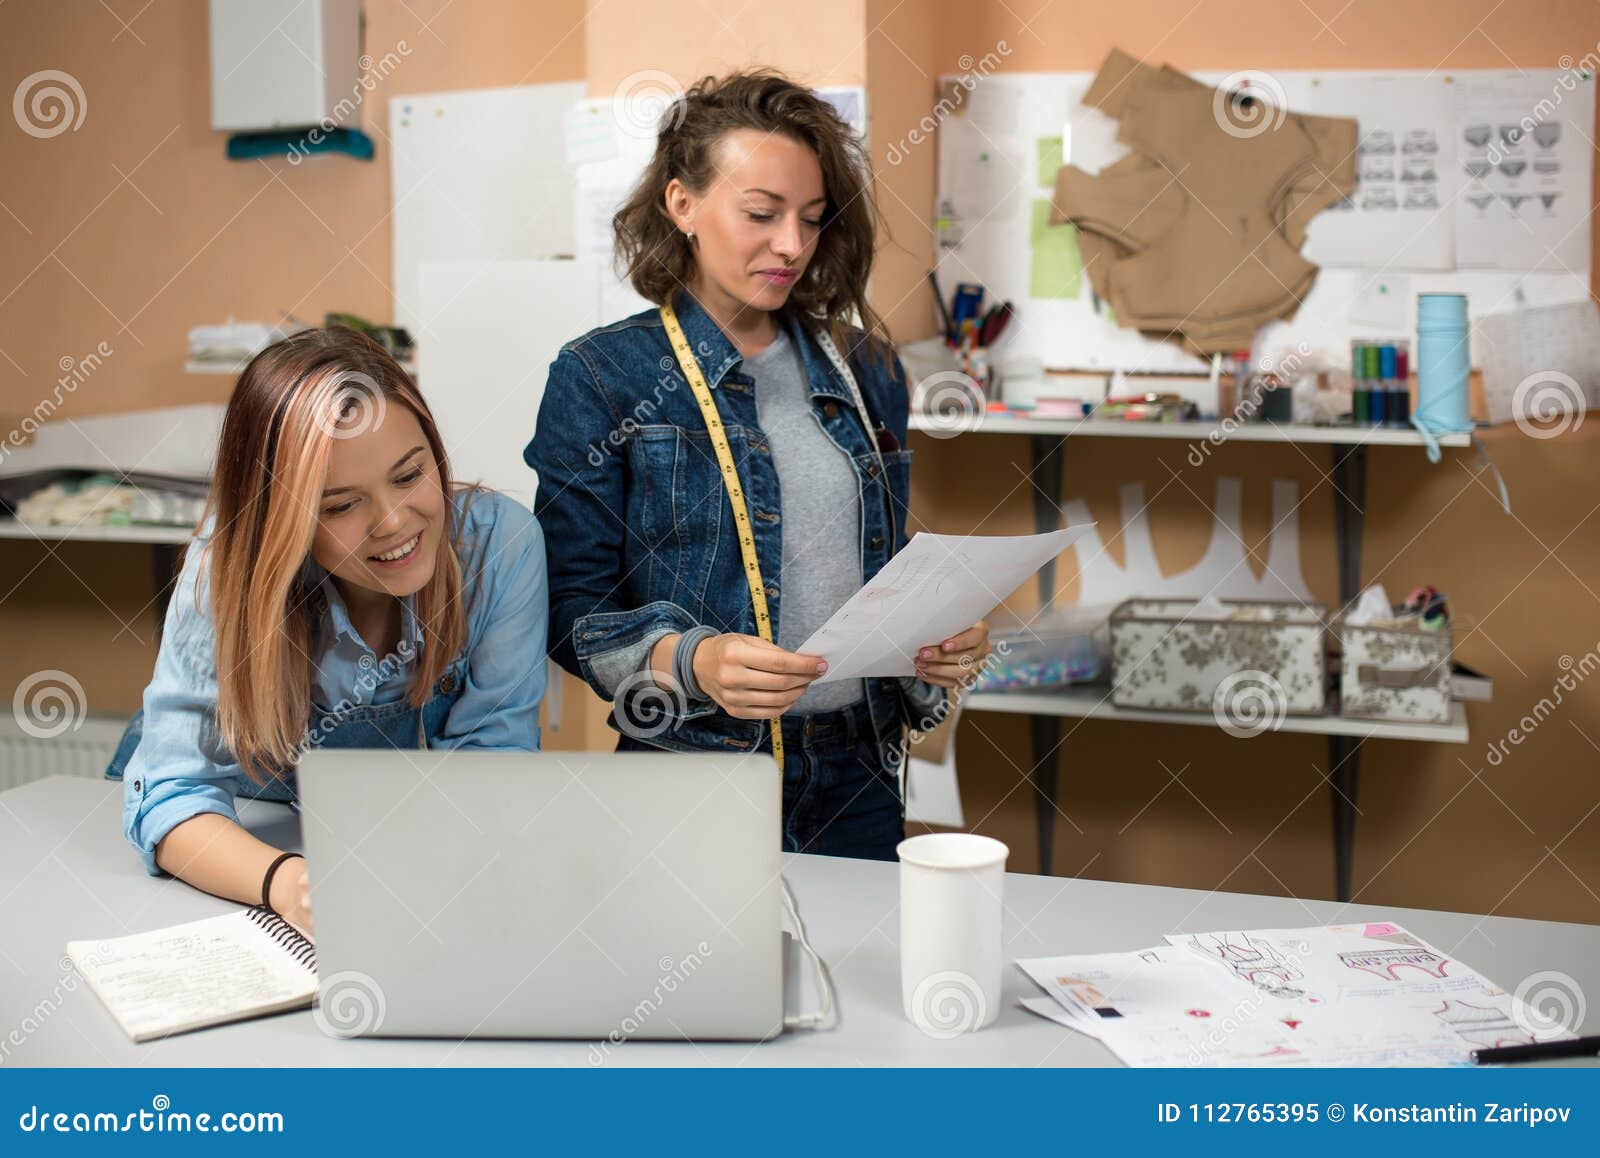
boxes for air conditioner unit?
[208,0,364,132]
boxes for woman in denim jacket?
[527,70,989,861]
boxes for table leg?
[1328,734,1363,903]
[1029,433,1066,875]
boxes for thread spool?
[1415,293,1471,431]
[1350,341,1369,424]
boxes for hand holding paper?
[799,527,1094,684]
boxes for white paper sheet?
[390,84,581,335]
[799,527,1093,683]
[1454,72,1595,273]
[1016,946,1313,1066]
[1020,943,1487,1067]
[1292,72,1457,271]
[1477,300,1600,424]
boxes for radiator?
[0,716,126,792]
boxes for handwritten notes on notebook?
[67,908,317,1043]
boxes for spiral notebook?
[66,907,317,1043]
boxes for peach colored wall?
[2,0,1597,921]
[0,0,600,745]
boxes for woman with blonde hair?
[527,69,988,861]
[112,327,548,934]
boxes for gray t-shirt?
[746,329,865,714]
[603,328,866,715]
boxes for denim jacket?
[526,288,944,770]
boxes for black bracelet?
[261,852,304,913]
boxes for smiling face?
[665,128,827,319]
[309,401,446,603]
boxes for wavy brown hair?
[203,327,467,782]
[613,68,894,372]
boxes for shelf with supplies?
[907,412,1474,447]
[0,519,193,545]
[964,685,1469,745]
[909,386,1477,904]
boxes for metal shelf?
[0,519,193,545]
[964,685,1469,744]
[908,412,1473,447]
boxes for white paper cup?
[898,833,1009,1036]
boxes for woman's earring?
[684,229,695,245]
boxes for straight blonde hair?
[202,327,466,782]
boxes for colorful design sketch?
[1182,932,1323,1004]
[1167,923,1574,1058]
[1339,947,1452,982]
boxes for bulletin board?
[935,69,1595,374]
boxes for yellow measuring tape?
[660,302,784,770]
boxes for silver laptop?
[296,749,785,1041]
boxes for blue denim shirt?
[122,488,549,874]
[526,288,943,767]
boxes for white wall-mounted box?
[208,0,363,132]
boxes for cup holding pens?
[898,833,1009,1037]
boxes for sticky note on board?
[1036,136,1064,188]
[1030,198,1082,299]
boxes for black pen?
[1471,1034,1600,1065]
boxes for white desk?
[2,777,1594,1067]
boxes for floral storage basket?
[1336,612,1452,724]
[1110,598,1327,715]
